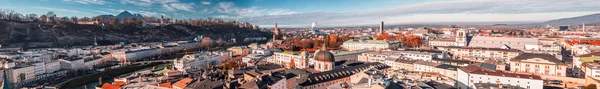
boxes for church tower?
[274,23,281,36]
[456,29,467,46]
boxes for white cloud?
[120,0,179,7]
[63,0,107,5]
[242,0,600,27]
[168,3,195,12]
[216,2,296,18]
[162,4,176,11]
[201,1,211,5]
[93,10,112,14]
[32,7,81,13]
[120,0,194,12]
[213,15,240,19]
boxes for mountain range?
[530,13,600,26]
[95,11,144,19]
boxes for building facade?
[510,53,567,77]
[342,40,400,51]
[437,46,522,64]
[457,65,543,89]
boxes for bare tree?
[71,16,78,23]
[25,14,38,21]
[81,17,90,21]
[46,11,56,23]
[201,37,215,49]
[40,15,47,23]
[0,9,6,20]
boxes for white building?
[250,49,272,56]
[413,60,441,72]
[583,62,600,77]
[58,59,85,71]
[428,29,468,47]
[331,50,371,62]
[358,50,443,62]
[270,51,310,69]
[84,58,103,69]
[173,52,223,72]
[342,40,400,51]
[32,61,63,80]
[457,65,543,89]
[7,64,35,85]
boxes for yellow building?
[510,53,568,76]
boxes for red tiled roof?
[101,83,119,89]
[173,78,193,88]
[166,71,182,77]
[159,81,172,88]
[460,65,542,80]
[115,81,127,86]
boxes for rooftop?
[439,46,522,52]
[511,53,565,65]
[460,65,542,80]
[298,62,389,86]
[414,60,441,67]
[343,40,399,44]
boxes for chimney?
[380,21,384,35]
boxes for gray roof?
[468,36,539,50]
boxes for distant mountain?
[115,11,143,19]
[94,11,143,19]
[95,15,115,18]
[531,13,600,26]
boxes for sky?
[1,0,600,28]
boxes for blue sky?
[1,0,600,27]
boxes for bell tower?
[456,29,467,46]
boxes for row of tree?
[375,33,424,47]
[285,34,352,50]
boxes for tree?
[46,11,56,23]
[71,16,78,23]
[324,35,331,48]
[40,15,47,23]
[288,58,296,69]
[201,37,215,49]
[297,39,313,49]
[401,35,423,47]
[328,34,338,48]
[586,84,597,89]
[216,38,224,47]
[0,9,5,19]
[375,33,394,40]
[395,33,406,40]
[18,73,25,82]
[25,14,38,21]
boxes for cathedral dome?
[314,49,334,62]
